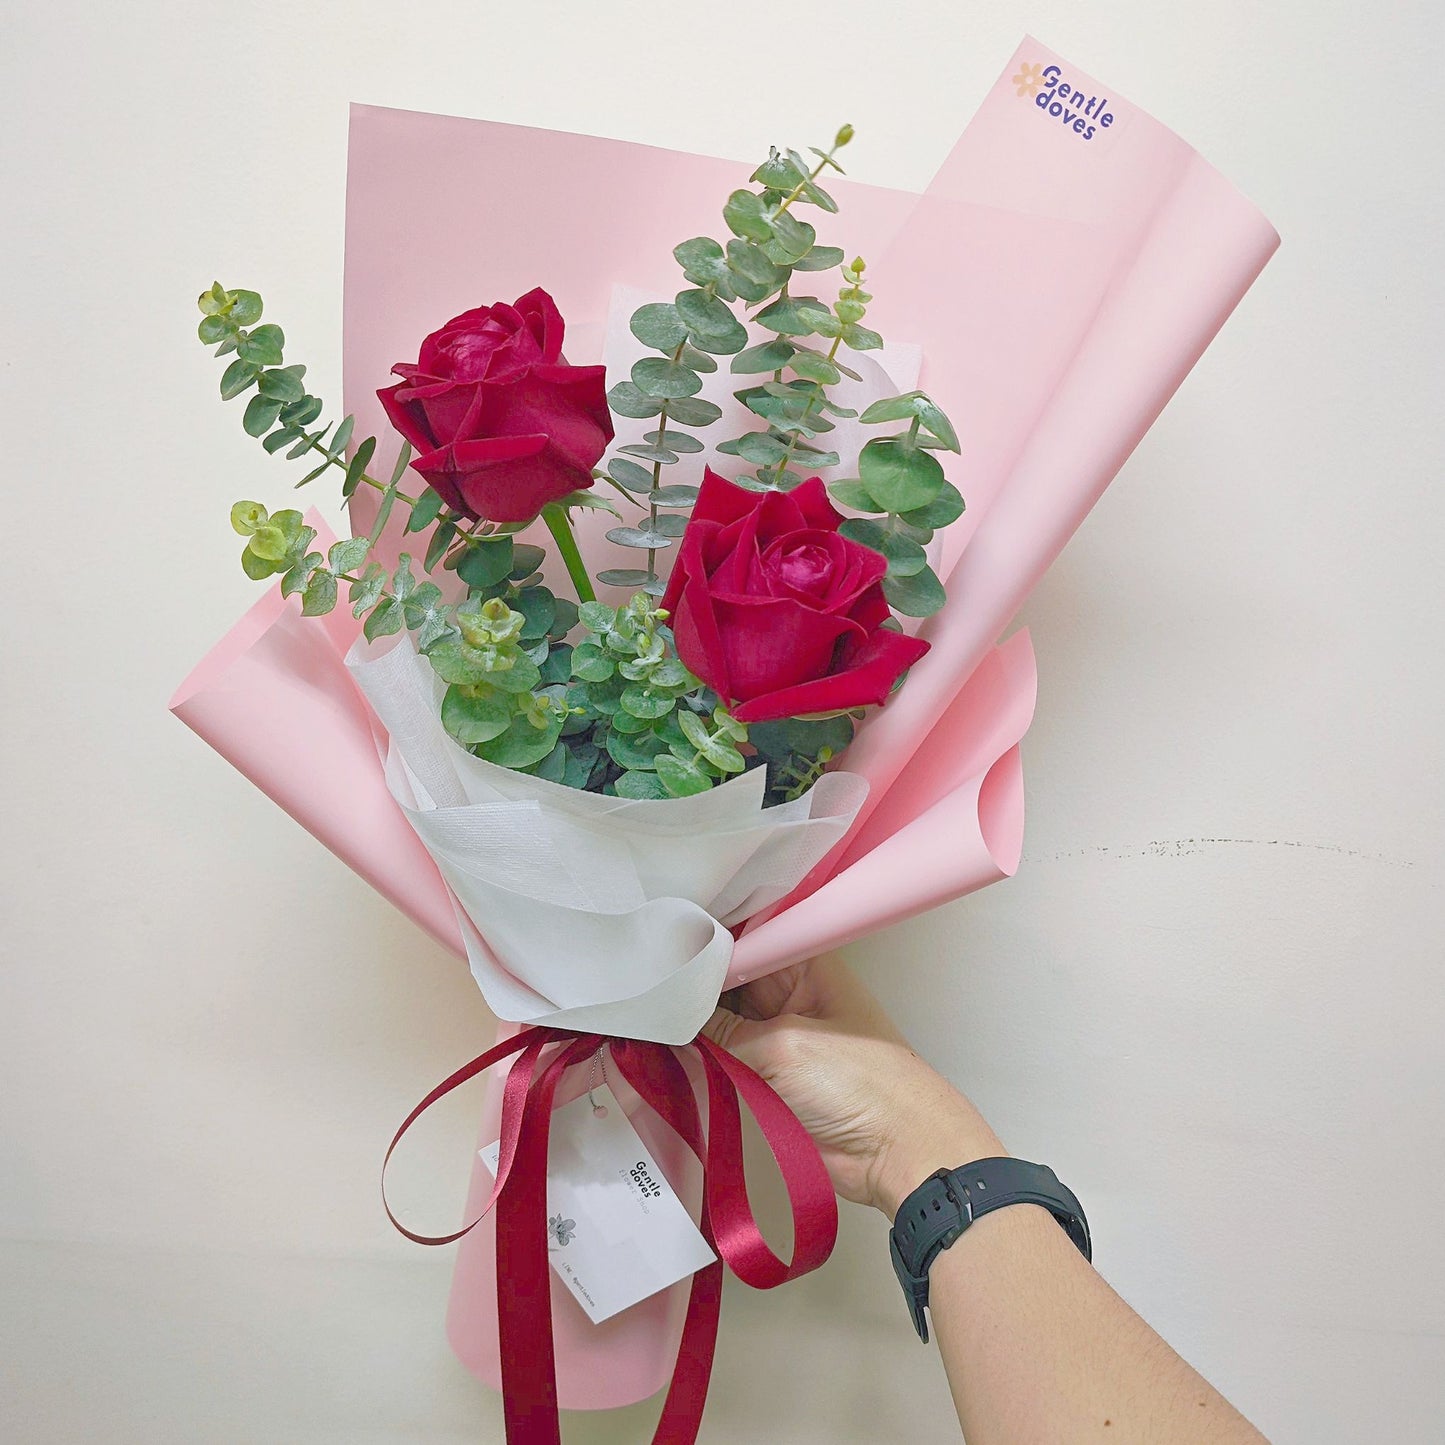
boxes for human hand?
[702,954,1004,1216]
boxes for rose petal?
[731,628,931,723]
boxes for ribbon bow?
[383,1025,839,1444]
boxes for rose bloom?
[378,288,612,523]
[662,469,930,723]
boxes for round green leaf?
[456,537,515,589]
[858,438,945,513]
[476,713,564,769]
[656,753,713,797]
[571,642,615,682]
[665,396,723,428]
[630,302,688,352]
[607,728,667,770]
[614,769,670,800]
[621,685,673,720]
[631,357,702,400]
[900,483,965,530]
[882,565,947,619]
[607,381,665,419]
[441,687,512,745]
[722,190,773,242]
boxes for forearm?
[879,1108,1267,1445]
[928,1205,1265,1444]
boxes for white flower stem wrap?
[347,632,868,1044]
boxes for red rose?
[662,469,930,723]
[378,288,612,524]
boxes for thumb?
[701,1006,778,1078]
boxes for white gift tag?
[479,1083,716,1324]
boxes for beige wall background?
[3,1,1442,1440]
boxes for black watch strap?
[889,1157,1091,1342]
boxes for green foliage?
[748,712,858,804]
[560,594,747,798]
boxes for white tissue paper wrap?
[347,631,868,1043]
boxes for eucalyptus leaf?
[614,769,669,799]
[731,339,796,374]
[328,536,372,574]
[841,322,884,351]
[645,429,704,454]
[918,400,961,452]
[514,587,557,641]
[631,357,702,400]
[754,295,830,337]
[664,396,723,428]
[838,518,927,576]
[768,211,815,262]
[788,349,841,386]
[363,596,404,641]
[675,288,748,355]
[405,487,445,533]
[620,442,679,464]
[256,364,307,403]
[630,302,688,352]
[858,438,945,512]
[649,513,690,538]
[900,482,965,530]
[607,526,673,550]
[342,435,376,499]
[679,344,718,373]
[655,753,713,798]
[457,536,515,589]
[597,567,658,588]
[673,236,730,286]
[791,244,846,272]
[828,480,885,513]
[242,395,282,437]
[441,687,515,746]
[722,189,773,242]
[300,569,338,617]
[219,358,258,401]
[607,380,665,419]
[882,565,947,618]
[237,324,284,366]
[608,457,655,492]
[228,290,263,325]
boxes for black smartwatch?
[889,1157,1091,1342]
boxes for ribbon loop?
[383,1026,839,1445]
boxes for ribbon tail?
[496,1034,600,1445]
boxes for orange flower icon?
[1012,63,1045,98]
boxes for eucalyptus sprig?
[598,127,855,592]
[831,390,965,618]
[196,283,517,578]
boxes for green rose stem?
[541,503,596,603]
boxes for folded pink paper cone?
[776,37,1280,903]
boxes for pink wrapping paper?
[172,37,1275,1412]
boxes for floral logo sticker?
[548,1213,577,1248]
[1012,63,1045,98]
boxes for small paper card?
[479,1084,716,1324]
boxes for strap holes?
[931,1200,941,1211]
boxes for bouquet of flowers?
[172,37,1276,1445]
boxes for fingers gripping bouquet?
[196,130,962,1437]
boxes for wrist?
[872,1090,1005,1218]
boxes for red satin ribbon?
[382,1026,839,1444]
